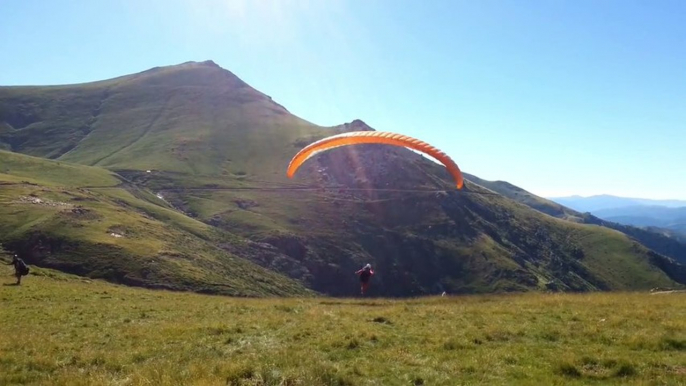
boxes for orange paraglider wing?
[286,131,464,189]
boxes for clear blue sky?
[2,0,685,199]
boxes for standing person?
[6,254,29,285]
[355,263,375,295]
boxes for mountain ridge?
[461,175,686,267]
[1,60,685,296]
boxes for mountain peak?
[138,59,232,78]
[176,60,221,68]
[341,119,375,132]
[199,59,220,67]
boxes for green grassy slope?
[1,273,685,385]
[0,149,120,187]
[157,141,683,295]
[1,61,685,296]
[463,173,584,222]
[467,173,686,268]
[646,226,686,244]
[0,151,311,297]
[1,61,326,181]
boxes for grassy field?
[1,269,684,386]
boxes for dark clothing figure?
[355,264,375,295]
[6,255,29,285]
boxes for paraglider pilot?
[6,254,29,285]
[355,264,375,295]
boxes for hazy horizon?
[547,194,686,201]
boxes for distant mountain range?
[549,195,686,213]
[549,195,686,238]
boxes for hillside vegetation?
[467,174,686,270]
[462,173,585,222]
[1,272,685,385]
[1,61,686,296]
[0,151,311,297]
